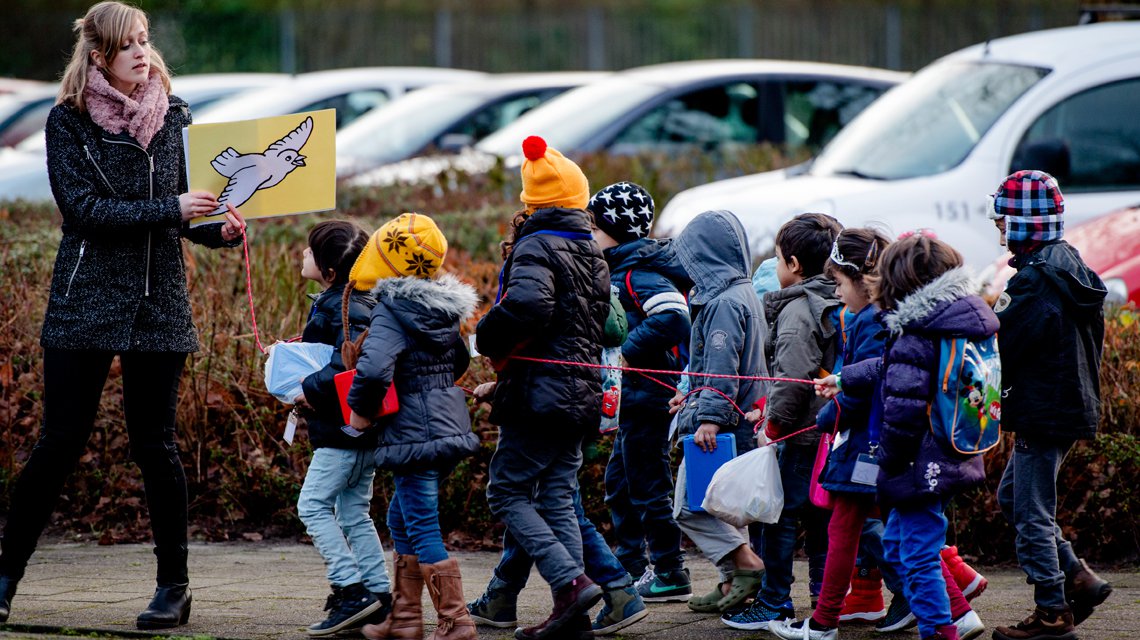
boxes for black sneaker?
[467,585,518,628]
[875,594,917,633]
[720,598,794,631]
[306,583,381,637]
[635,568,692,603]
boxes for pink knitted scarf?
[84,64,169,149]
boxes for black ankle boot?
[136,584,192,630]
[0,575,17,623]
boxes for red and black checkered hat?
[989,170,1064,255]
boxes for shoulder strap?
[494,229,594,304]
[624,269,643,313]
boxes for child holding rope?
[292,220,391,637]
[667,209,767,615]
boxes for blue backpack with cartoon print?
[930,335,1003,456]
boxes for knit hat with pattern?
[989,169,1065,255]
[519,136,590,211]
[588,181,655,243]
[349,213,447,290]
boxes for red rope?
[242,229,267,355]
[509,355,813,385]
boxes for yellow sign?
[184,109,336,227]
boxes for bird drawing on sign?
[205,116,313,217]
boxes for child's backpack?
[930,334,1002,456]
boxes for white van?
[655,22,1140,267]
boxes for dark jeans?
[493,487,629,594]
[486,426,585,591]
[0,349,188,585]
[757,441,815,607]
[388,469,448,564]
[997,436,1080,610]
[604,406,683,576]
[857,517,905,595]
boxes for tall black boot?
[0,575,17,623]
[136,583,192,630]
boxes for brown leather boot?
[423,558,477,640]
[363,554,423,640]
[1066,558,1112,625]
[993,606,1076,640]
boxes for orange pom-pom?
[522,136,547,161]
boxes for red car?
[986,205,1140,306]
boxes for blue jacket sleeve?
[819,316,887,433]
[347,304,407,419]
[877,334,936,473]
[622,269,690,364]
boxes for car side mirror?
[438,133,475,153]
[1011,139,1071,182]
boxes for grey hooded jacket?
[347,274,481,473]
[41,97,237,352]
[672,210,768,455]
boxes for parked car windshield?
[477,80,660,156]
[812,62,1048,180]
[339,91,489,165]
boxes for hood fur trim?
[885,267,977,334]
[371,273,479,320]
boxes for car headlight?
[1104,277,1128,305]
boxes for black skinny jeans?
[0,349,189,585]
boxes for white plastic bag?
[701,445,784,526]
[264,342,335,404]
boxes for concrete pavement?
[0,542,1135,639]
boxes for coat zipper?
[104,138,154,296]
[65,239,87,298]
[83,145,117,194]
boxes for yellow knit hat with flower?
[519,136,590,211]
[348,213,448,290]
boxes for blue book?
[682,433,737,512]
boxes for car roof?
[402,72,608,98]
[606,59,909,88]
[941,22,1140,71]
[266,67,486,93]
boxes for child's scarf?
[84,64,169,149]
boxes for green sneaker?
[467,584,518,628]
[592,585,649,635]
[636,568,692,603]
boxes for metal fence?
[4,2,1079,80]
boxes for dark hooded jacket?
[604,238,692,412]
[672,210,768,455]
[41,96,238,353]
[476,207,611,436]
[840,267,999,507]
[347,274,480,473]
[299,286,378,450]
[762,274,841,447]
[816,304,887,494]
[997,241,1106,440]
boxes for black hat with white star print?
[587,181,655,243]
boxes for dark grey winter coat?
[672,210,768,455]
[840,268,998,507]
[476,207,611,436]
[42,96,236,352]
[347,274,480,473]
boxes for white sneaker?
[954,610,985,640]
[770,618,838,640]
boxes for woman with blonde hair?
[0,1,244,630]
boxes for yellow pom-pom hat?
[519,135,590,211]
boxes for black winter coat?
[476,207,611,435]
[347,274,480,473]
[299,286,378,450]
[604,238,692,413]
[42,97,238,352]
[996,242,1106,441]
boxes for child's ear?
[787,255,803,276]
[324,267,338,283]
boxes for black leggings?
[0,349,188,584]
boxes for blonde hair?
[57,1,171,112]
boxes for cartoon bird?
[206,116,313,217]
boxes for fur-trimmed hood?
[372,273,479,347]
[883,267,997,339]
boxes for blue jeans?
[486,427,585,590]
[605,406,684,576]
[997,436,1081,609]
[298,447,390,592]
[493,487,630,594]
[388,469,448,564]
[882,500,950,639]
[758,442,813,607]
